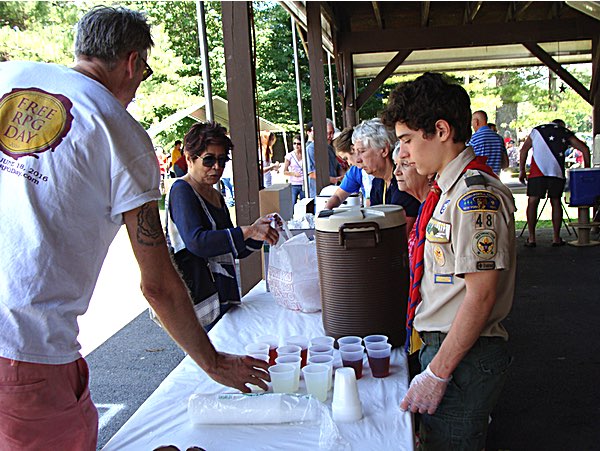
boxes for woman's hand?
[242,217,279,244]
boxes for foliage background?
[0,1,592,151]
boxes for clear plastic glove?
[400,364,451,415]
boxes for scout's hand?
[207,352,270,393]
[518,170,527,185]
[400,364,450,415]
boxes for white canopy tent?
[146,95,285,139]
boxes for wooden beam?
[221,1,262,294]
[355,49,412,110]
[342,51,357,127]
[592,36,600,140]
[338,17,600,54]
[522,41,591,105]
[296,22,309,59]
[464,2,482,24]
[306,1,331,195]
[590,35,600,102]
[421,1,430,27]
[372,1,384,29]
[515,1,533,20]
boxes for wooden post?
[221,1,262,294]
[306,1,331,196]
[342,50,357,127]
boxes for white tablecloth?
[103,282,414,451]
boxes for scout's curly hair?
[381,72,472,144]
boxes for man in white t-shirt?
[0,6,269,449]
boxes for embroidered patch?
[439,200,450,214]
[457,190,500,212]
[433,244,445,267]
[472,230,496,259]
[434,274,454,284]
[426,218,451,243]
[476,261,496,270]
[474,212,495,229]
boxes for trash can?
[315,205,409,347]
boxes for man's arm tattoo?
[136,204,165,246]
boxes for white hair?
[352,118,396,150]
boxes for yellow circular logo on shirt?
[0,88,73,159]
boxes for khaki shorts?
[0,357,98,450]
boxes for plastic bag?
[188,393,349,450]
[267,232,321,312]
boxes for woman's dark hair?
[381,72,472,144]
[183,122,233,158]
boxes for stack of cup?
[332,367,363,422]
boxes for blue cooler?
[568,168,600,206]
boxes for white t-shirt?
[0,61,161,364]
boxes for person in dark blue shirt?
[166,122,278,330]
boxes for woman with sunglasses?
[166,122,279,330]
[283,134,305,205]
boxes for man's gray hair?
[392,141,402,160]
[75,6,153,66]
[352,118,396,150]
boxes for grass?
[515,219,552,230]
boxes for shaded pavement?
[486,227,600,450]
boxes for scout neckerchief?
[405,156,498,354]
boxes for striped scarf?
[405,156,498,354]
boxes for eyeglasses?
[293,142,302,146]
[140,56,153,81]
[198,154,230,168]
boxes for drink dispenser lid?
[315,205,406,232]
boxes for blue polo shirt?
[468,125,506,174]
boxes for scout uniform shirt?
[413,148,516,339]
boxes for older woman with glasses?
[353,118,421,234]
[283,134,305,204]
[392,142,432,258]
[166,122,279,331]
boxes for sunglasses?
[198,154,230,168]
[293,142,302,146]
[141,56,153,81]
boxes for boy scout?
[382,72,516,450]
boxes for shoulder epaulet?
[463,169,487,187]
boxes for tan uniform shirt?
[414,148,516,339]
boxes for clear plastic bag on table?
[267,232,321,312]
[188,393,349,450]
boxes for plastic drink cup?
[332,367,363,422]
[277,344,302,358]
[363,335,388,346]
[308,344,334,358]
[268,364,295,393]
[302,364,329,402]
[286,336,309,367]
[340,344,364,379]
[245,342,270,356]
[307,354,334,391]
[310,336,335,348]
[275,355,301,391]
[337,336,362,348]
[366,342,392,378]
[257,335,279,365]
